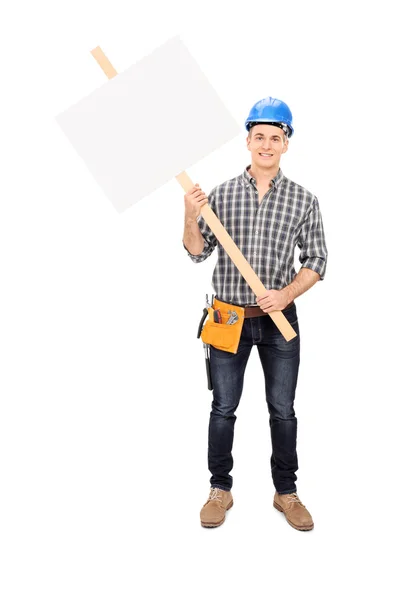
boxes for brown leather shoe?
[200,487,233,528]
[273,492,314,531]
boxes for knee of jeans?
[269,402,296,420]
[211,395,239,418]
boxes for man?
[182,97,328,531]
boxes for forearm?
[284,267,321,303]
[183,214,205,255]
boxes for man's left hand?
[256,288,292,313]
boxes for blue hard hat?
[245,96,294,137]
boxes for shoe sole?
[273,501,314,531]
[201,500,234,528]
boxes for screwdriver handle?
[213,309,222,323]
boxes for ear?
[282,138,289,154]
[246,134,251,150]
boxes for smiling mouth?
[259,153,273,157]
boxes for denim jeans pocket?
[282,304,298,327]
[274,320,300,350]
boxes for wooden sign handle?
[90,46,297,342]
[91,46,118,78]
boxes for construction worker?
[182,97,328,531]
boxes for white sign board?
[56,36,241,212]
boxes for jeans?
[208,303,300,494]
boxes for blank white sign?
[56,35,241,212]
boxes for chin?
[256,157,276,168]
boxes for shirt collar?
[242,165,284,189]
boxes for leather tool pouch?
[200,298,245,354]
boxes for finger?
[260,300,272,309]
[258,297,269,305]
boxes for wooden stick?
[90,46,118,79]
[91,46,297,342]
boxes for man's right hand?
[184,184,208,220]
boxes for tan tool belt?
[200,298,245,354]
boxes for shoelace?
[286,493,305,507]
[208,488,223,503]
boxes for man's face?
[246,124,288,170]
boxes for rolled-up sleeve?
[183,189,218,263]
[297,196,328,279]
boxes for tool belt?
[200,298,245,354]
[198,296,295,354]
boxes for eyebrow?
[254,133,282,138]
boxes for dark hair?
[248,122,288,141]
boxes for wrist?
[185,213,199,224]
[284,285,295,304]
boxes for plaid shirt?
[184,165,328,305]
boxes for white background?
[0,1,399,598]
